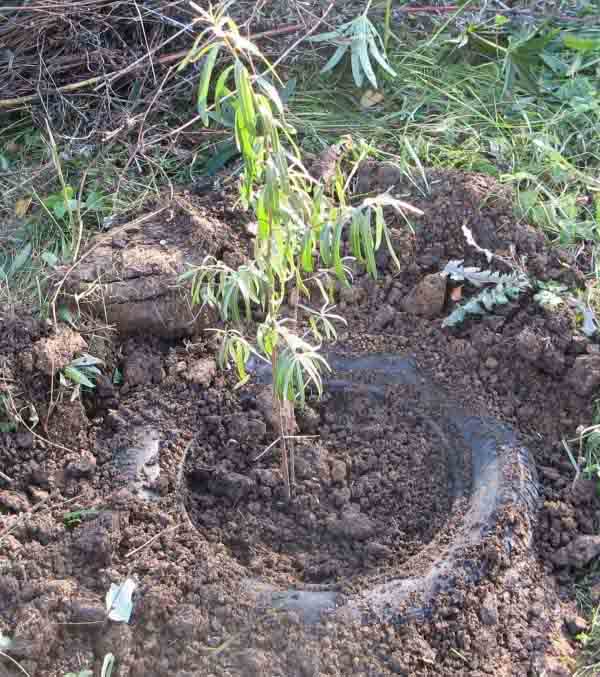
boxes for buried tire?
[183,353,539,626]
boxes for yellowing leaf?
[15,197,31,218]
[360,89,384,109]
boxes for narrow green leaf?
[350,211,363,261]
[350,44,364,88]
[319,222,332,267]
[374,204,384,250]
[234,61,256,134]
[383,225,401,272]
[8,242,32,277]
[358,39,377,89]
[214,64,234,116]
[257,77,284,115]
[360,212,377,278]
[563,34,600,53]
[233,341,248,381]
[301,231,315,272]
[333,217,348,285]
[321,45,349,74]
[308,30,347,43]
[367,37,397,77]
[101,654,115,677]
[197,44,221,125]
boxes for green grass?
[289,23,600,257]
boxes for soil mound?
[0,171,596,676]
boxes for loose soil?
[185,372,454,585]
[1,167,599,677]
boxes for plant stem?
[384,0,392,51]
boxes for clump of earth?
[1,168,598,677]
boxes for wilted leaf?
[360,89,384,108]
[15,197,31,218]
[101,653,115,677]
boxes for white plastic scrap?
[106,578,136,623]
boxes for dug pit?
[183,353,538,624]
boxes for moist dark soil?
[185,376,453,585]
[1,168,599,677]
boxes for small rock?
[366,542,393,559]
[570,335,590,354]
[65,451,97,479]
[479,591,499,625]
[185,358,217,387]
[539,465,562,483]
[570,478,598,506]
[0,490,30,513]
[552,534,600,568]
[254,469,279,487]
[69,602,106,625]
[542,658,572,677]
[74,511,119,567]
[169,604,208,640]
[255,387,298,435]
[329,509,374,541]
[209,471,255,501]
[332,487,351,507]
[373,304,396,330]
[28,487,49,504]
[590,581,600,604]
[401,273,447,318]
[227,416,266,442]
[15,431,33,449]
[33,327,87,375]
[330,459,347,484]
[296,406,320,434]
[485,357,499,370]
[566,355,600,397]
[340,286,366,305]
[105,409,127,431]
[296,445,330,482]
[235,648,270,677]
[564,614,587,636]
[516,328,542,363]
[123,350,163,387]
[389,652,409,676]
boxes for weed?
[59,354,104,392]
[0,393,17,433]
[576,604,600,676]
[309,0,396,89]
[63,508,101,529]
[63,653,114,677]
